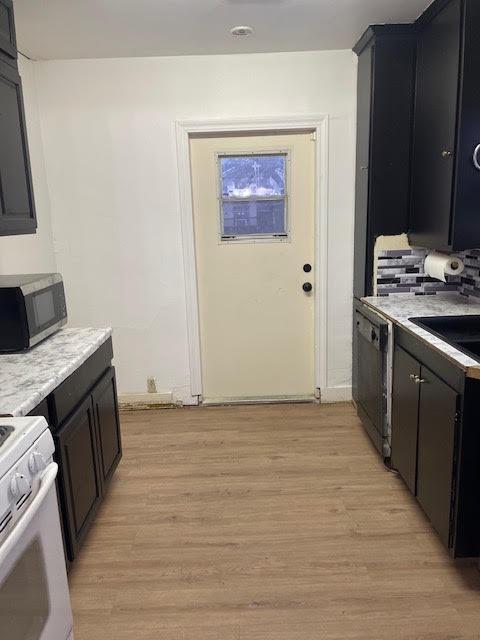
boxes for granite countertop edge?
[361,293,480,378]
[0,327,113,418]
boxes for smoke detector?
[230,25,254,37]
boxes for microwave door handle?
[0,463,58,566]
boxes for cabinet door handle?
[415,377,426,385]
[442,150,453,158]
[473,144,480,171]
[409,373,417,381]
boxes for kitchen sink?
[410,315,480,360]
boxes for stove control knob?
[29,451,46,473]
[10,473,31,498]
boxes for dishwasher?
[353,302,391,459]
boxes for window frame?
[216,149,291,244]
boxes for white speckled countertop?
[362,293,480,377]
[0,327,112,417]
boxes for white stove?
[0,416,74,640]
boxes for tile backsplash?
[460,250,480,299]
[376,248,470,296]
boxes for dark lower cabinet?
[92,367,122,487]
[416,365,459,548]
[391,346,420,494]
[28,339,122,564]
[392,344,459,548]
[55,366,122,561]
[390,330,480,558]
[56,395,103,560]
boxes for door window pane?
[219,153,288,239]
[223,200,286,236]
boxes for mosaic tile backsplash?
[375,248,479,296]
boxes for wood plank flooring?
[68,403,480,639]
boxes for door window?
[0,538,50,639]
[218,152,288,241]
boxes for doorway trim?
[175,115,329,401]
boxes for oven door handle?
[0,462,58,566]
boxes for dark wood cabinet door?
[416,365,458,548]
[0,0,16,61]
[92,367,122,487]
[56,395,102,560]
[353,42,372,299]
[410,0,461,250]
[391,346,420,494]
[0,59,36,236]
[450,0,480,250]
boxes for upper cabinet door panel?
[451,0,480,250]
[410,0,461,251]
[0,0,16,61]
[0,60,37,235]
[370,36,416,237]
[353,43,373,299]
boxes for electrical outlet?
[147,377,157,394]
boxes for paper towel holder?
[449,259,462,272]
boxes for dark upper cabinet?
[410,0,480,251]
[92,367,122,487]
[0,0,37,237]
[0,59,37,236]
[391,346,421,495]
[353,26,417,297]
[0,0,16,64]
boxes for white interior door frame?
[176,115,329,400]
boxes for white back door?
[190,132,316,403]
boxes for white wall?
[0,57,56,274]
[32,50,357,402]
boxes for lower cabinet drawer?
[49,338,114,430]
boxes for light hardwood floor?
[68,403,480,639]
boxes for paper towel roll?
[424,252,464,283]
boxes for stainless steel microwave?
[0,273,67,352]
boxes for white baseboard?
[119,391,174,405]
[118,389,200,409]
[202,395,315,406]
[320,386,352,403]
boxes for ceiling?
[14,0,430,61]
